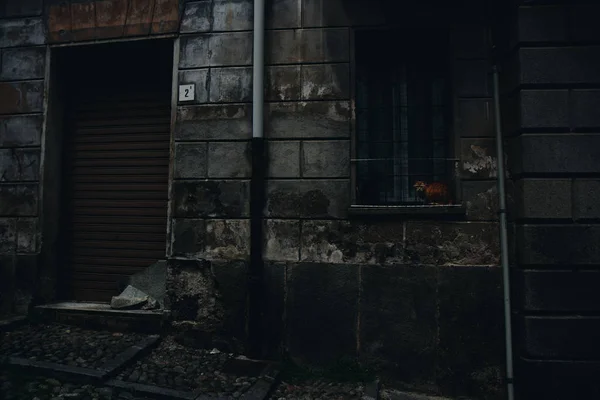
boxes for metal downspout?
[492,66,515,400]
[248,0,266,359]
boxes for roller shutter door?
[64,91,170,302]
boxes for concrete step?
[31,302,169,334]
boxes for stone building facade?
[0,0,598,399]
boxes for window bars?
[354,31,455,205]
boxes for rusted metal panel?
[65,94,170,301]
[151,0,179,34]
[71,1,96,41]
[124,0,155,36]
[95,0,129,39]
[46,0,72,43]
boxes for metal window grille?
[354,31,454,205]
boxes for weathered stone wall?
[504,2,600,398]
[0,1,46,316]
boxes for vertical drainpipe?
[492,61,515,400]
[248,0,266,359]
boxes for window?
[354,30,455,207]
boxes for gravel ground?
[0,323,147,369]
[116,336,257,398]
[0,370,113,400]
[269,380,366,400]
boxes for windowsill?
[348,203,466,217]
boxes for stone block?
[570,5,600,43]
[516,179,571,219]
[0,149,40,182]
[454,59,491,97]
[405,222,499,266]
[171,219,205,257]
[460,138,497,179]
[46,0,71,43]
[266,0,300,29]
[123,0,155,36]
[178,69,209,104]
[452,26,489,59]
[265,101,350,139]
[0,18,45,47]
[517,6,567,43]
[175,104,252,141]
[210,32,253,66]
[179,35,210,68]
[301,64,350,100]
[0,0,43,17]
[457,99,494,137]
[264,219,300,261]
[518,270,600,312]
[180,32,253,68]
[266,29,302,64]
[437,266,504,398]
[265,66,301,101]
[174,143,207,179]
[462,181,499,221]
[520,89,569,128]
[205,219,250,260]
[574,179,600,220]
[70,1,96,41]
[265,179,349,219]
[517,134,600,174]
[301,140,350,178]
[150,0,180,34]
[211,260,248,338]
[519,46,600,85]
[360,265,438,381]
[173,180,250,218]
[0,47,45,81]
[572,89,600,128]
[212,0,253,31]
[0,184,38,217]
[209,67,252,103]
[180,1,211,33]
[16,218,37,253]
[300,220,405,265]
[0,81,43,114]
[300,28,349,63]
[0,219,16,253]
[208,142,251,178]
[522,316,600,359]
[517,225,600,265]
[95,0,128,38]
[286,262,359,364]
[0,115,42,147]
[267,140,300,178]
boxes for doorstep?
[32,302,169,333]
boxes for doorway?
[55,39,173,302]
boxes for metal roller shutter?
[64,91,171,302]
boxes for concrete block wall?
[505,2,600,398]
[0,1,46,315]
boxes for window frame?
[349,26,464,215]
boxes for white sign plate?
[179,84,195,102]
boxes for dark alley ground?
[0,320,380,400]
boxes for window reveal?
[354,30,455,206]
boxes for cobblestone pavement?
[268,379,366,400]
[115,336,258,398]
[1,324,146,369]
[1,322,375,399]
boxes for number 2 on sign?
[179,84,195,102]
